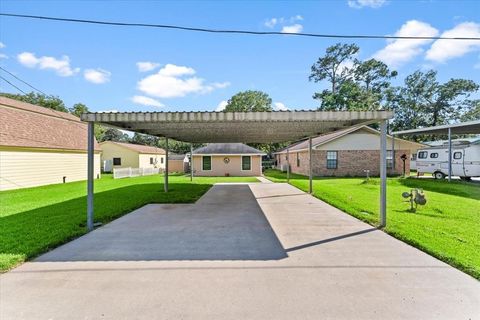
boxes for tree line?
[2,43,478,153]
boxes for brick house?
[274,125,424,177]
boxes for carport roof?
[392,120,480,136]
[81,110,394,143]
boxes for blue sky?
[0,0,479,112]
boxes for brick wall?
[281,149,410,177]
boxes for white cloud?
[265,18,278,28]
[281,24,303,34]
[373,20,439,67]
[0,42,5,49]
[137,63,229,98]
[274,102,289,111]
[215,100,228,111]
[0,54,7,59]
[348,0,387,9]
[265,15,303,29]
[136,61,161,72]
[131,95,164,108]
[17,52,80,76]
[84,68,111,84]
[426,22,480,63]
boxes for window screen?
[386,150,393,169]
[430,153,439,159]
[242,156,251,170]
[326,151,337,169]
[202,156,212,170]
[453,152,462,160]
[113,158,121,165]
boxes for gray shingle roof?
[192,143,265,155]
[168,154,186,160]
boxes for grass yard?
[0,174,258,271]
[264,169,480,279]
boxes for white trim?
[274,125,425,155]
[240,155,252,171]
[202,155,212,171]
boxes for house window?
[430,153,439,159]
[453,152,462,160]
[150,157,154,164]
[418,151,428,159]
[242,156,251,170]
[296,153,300,167]
[202,156,212,170]
[161,157,164,164]
[386,150,393,169]
[326,151,337,169]
[113,158,121,166]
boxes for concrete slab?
[1,183,479,320]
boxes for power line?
[0,75,27,94]
[1,12,479,41]
[0,66,47,95]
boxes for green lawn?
[264,169,480,279]
[0,174,258,271]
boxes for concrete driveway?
[1,183,479,320]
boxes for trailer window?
[453,152,462,159]
[430,153,439,159]
[418,151,427,159]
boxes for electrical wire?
[0,66,47,95]
[1,13,479,41]
[0,75,27,94]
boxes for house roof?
[275,125,424,154]
[100,141,165,154]
[192,143,265,155]
[169,154,186,160]
[0,96,101,152]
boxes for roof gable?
[275,125,424,153]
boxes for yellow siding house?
[99,141,166,171]
[0,97,101,191]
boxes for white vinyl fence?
[113,167,162,179]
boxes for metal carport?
[392,119,480,182]
[81,110,394,231]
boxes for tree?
[460,100,480,122]
[353,58,397,108]
[0,92,68,112]
[387,70,479,131]
[309,43,359,95]
[224,90,273,112]
[131,133,159,146]
[69,103,89,117]
[101,128,130,142]
[156,139,203,154]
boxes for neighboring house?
[168,154,188,173]
[192,143,265,176]
[274,125,424,177]
[99,141,165,171]
[0,97,101,191]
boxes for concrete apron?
[1,183,479,320]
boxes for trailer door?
[451,150,466,177]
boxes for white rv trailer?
[416,138,480,180]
